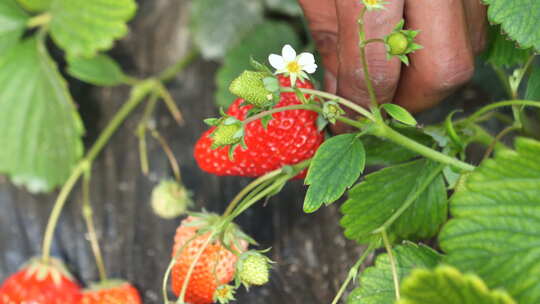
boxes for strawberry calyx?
[213,284,236,304]
[23,257,76,286]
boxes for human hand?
[299,0,487,130]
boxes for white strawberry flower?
[268,44,317,86]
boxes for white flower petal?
[297,52,315,66]
[303,63,318,74]
[268,54,285,70]
[282,44,296,62]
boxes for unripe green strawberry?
[229,71,273,107]
[387,32,408,55]
[236,252,271,288]
[322,101,345,124]
[210,122,243,149]
[151,180,192,219]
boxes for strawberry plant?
[1,0,540,303]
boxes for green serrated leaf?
[304,134,365,213]
[439,137,540,304]
[264,0,302,16]
[0,37,84,192]
[49,0,137,57]
[216,21,300,107]
[16,0,51,12]
[483,0,540,52]
[525,66,540,101]
[0,0,28,56]
[67,54,127,86]
[382,103,417,126]
[398,266,517,304]
[481,25,532,68]
[348,242,441,304]
[341,159,447,244]
[191,0,264,60]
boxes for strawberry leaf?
[16,0,51,12]
[49,0,137,57]
[348,242,441,304]
[398,266,517,304]
[481,24,532,68]
[525,66,540,101]
[483,0,540,52]
[0,37,84,192]
[0,0,28,55]
[341,159,447,244]
[439,137,540,304]
[216,21,299,107]
[264,0,302,16]
[304,134,365,213]
[191,0,264,60]
[382,103,417,126]
[67,54,127,86]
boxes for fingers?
[463,0,488,54]
[298,0,339,93]
[394,0,475,112]
[334,0,404,108]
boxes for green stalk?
[464,100,540,125]
[330,242,377,304]
[41,81,156,262]
[377,124,475,172]
[382,230,400,301]
[159,49,200,82]
[242,104,322,125]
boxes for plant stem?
[464,100,540,126]
[382,230,400,301]
[356,7,379,110]
[136,93,160,175]
[285,88,375,121]
[372,163,445,234]
[377,124,475,172]
[481,125,519,161]
[330,242,377,304]
[223,169,283,217]
[243,104,322,125]
[41,81,156,262]
[82,170,108,281]
[159,49,200,82]
[157,82,184,125]
[177,233,216,303]
[150,128,182,183]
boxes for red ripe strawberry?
[0,258,82,304]
[194,76,324,177]
[171,214,248,304]
[80,280,142,304]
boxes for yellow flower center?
[364,0,379,5]
[286,61,301,74]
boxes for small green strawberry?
[387,32,408,55]
[229,71,273,107]
[322,101,345,124]
[384,19,422,65]
[151,180,192,219]
[235,251,272,289]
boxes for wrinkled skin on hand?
[299,0,487,132]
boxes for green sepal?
[250,56,273,74]
[204,118,221,126]
[381,103,417,126]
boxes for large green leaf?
[264,0,302,16]
[481,25,532,68]
[525,66,540,101]
[67,54,127,86]
[191,0,264,60]
[0,37,84,192]
[16,0,52,12]
[304,134,365,213]
[483,0,540,52]
[348,243,441,304]
[341,159,447,244]
[216,21,299,106]
[49,0,137,57]
[398,266,516,304]
[0,0,28,55]
[439,137,540,304]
